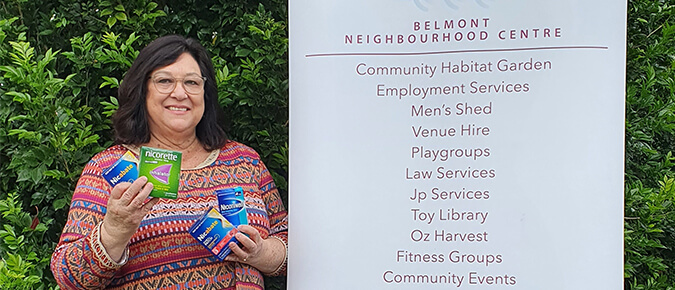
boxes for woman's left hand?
[224,225,285,273]
[225,225,264,264]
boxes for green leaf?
[26,251,38,261]
[15,169,29,183]
[29,165,47,184]
[100,8,113,16]
[107,16,117,28]
[146,2,158,11]
[53,198,68,210]
[235,47,251,57]
[152,10,166,17]
[33,223,47,232]
[6,91,30,103]
[100,76,120,88]
[43,170,66,179]
[7,115,30,122]
[115,12,127,21]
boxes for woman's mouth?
[167,106,189,112]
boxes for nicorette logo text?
[220,201,244,212]
[145,150,179,161]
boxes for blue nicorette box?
[216,187,248,226]
[102,151,139,187]
[189,208,240,260]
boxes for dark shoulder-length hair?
[112,35,228,150]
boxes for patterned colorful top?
[51,141,288,290]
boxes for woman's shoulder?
[89,144,135,168]
[216,140,263,164]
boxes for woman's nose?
[170,82,189,100]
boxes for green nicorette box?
[138,146,181,199]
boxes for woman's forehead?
[152,53,201,75]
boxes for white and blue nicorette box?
[216,187,248,226]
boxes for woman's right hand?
[100,176,159,261]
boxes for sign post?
[289,1,626,289]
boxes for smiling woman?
[112,36,223,153]
[50,35,288,290]
[145,53,206,148]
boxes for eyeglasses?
[150,73,207,94]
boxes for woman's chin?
[154,123,197,137]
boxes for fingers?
[236,225,259,237]
[233,232,255,251]
[233,225,261,249]
[119,176,149,204]
[104,176,155,231]
[225,241,247,262]
[223,226,266,264]
[101,176,160,257]
[141,197,160,212]
[129,181,154,209]
[110,181,131,200]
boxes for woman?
[51,35,287,289]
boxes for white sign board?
[289,1,626,289]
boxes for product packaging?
[102,151,139,187]
[138,146,181,199]
[216,187,248,226]
[189,207,240,260]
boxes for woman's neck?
[145,133,211,169]
[148,132,201,152]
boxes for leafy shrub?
[0,1,288,289]
[0,33,104,248]
[624,0,675,288]
[624,178,675,289]
[215,4,289,198]
[0,192,56,290]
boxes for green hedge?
[0,1,287,289]
[624,1,675,289]
[1,0,675,289]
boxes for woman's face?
[146,53,205,139]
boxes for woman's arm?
[50,149,159,289]
[225,157,288,275]
[50,158,124,289]
[226,224,287,274]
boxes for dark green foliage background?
[0,0,674,289]
[0,1,287,289]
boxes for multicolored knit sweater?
[51,141,288,289]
